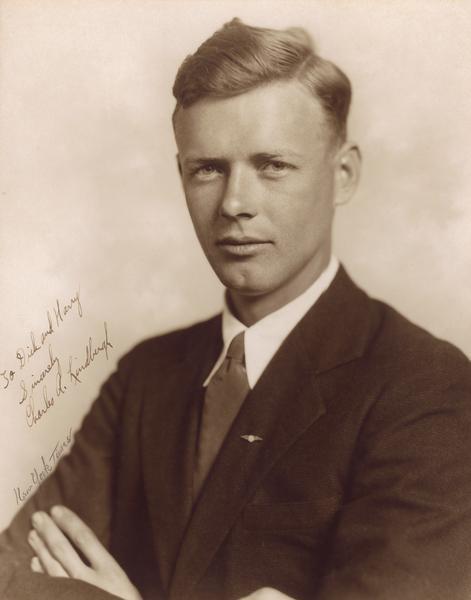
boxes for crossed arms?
[2,338,471,599]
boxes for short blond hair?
[172,18,351,143]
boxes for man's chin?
[216,269,271,297]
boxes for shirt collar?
[204,256,339,388]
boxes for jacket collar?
[297,264,375,374]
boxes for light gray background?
[1,0,470,528]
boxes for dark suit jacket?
[2,266,471,600]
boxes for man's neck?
[227,253,332,327]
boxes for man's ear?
[333,142,361,207]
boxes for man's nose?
[219,167,257,219]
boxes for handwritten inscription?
[13,427,74,505]
[68,322,113,385]
[23,323,113,429]
[1,289,82,390]
[1,288,114,428]
[16,290,82,373]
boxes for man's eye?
[261,161,293,176]
[192,165,221,179]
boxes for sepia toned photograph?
[1,1,471,598]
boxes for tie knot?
[225,331,245,362]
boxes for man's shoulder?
[366,295,470,388]
[118,313,222,369]
[310,265,470,387]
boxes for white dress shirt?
[204,255,339,389]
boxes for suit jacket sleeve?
[315,357,471,600]
[0,350,137,600]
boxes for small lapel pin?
[241,434,263,443]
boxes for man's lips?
[217,235,270,245]
[216,236,272,256]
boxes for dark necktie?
[193,331,250,499]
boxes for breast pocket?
[242,498,340,533]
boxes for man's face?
[174,81,342,310]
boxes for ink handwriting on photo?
[13,427,74,506]
[0,287,115,429]
[24,322,113,429]
[1,289,82,391]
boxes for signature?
[1,287,115,429]
[13,427,74,505]
[67,322,113,385]
[23,322,113,429]
[24,371,67,429]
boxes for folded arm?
[0,354,136,600]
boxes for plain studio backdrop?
[0,0,470,529]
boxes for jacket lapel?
[169,266,375,599]
[140,316,222,592]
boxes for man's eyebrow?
[182,157,225,167]
[251,151,302,161]
[183,151,302,166]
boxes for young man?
[2,19,471,600]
